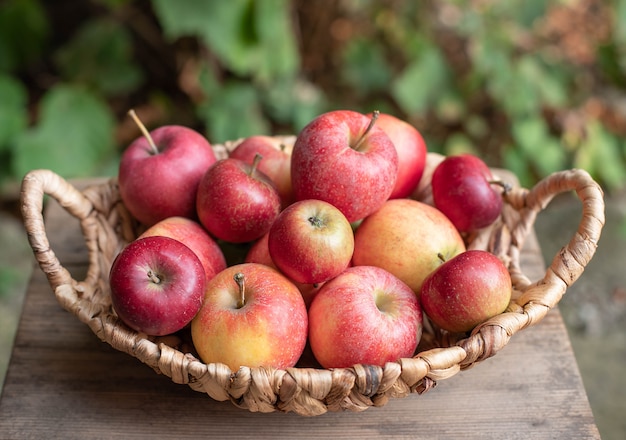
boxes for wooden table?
[0,187,600,439]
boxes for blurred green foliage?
[1,0,625,191]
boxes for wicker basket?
[20,139,605,416]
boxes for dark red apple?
[431,154,504,232]
[196,155,281,243]
[118,110,216,226]
[291,110,398,222]
[108,235,205,336]
[420,250,512,333]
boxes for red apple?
[109,235,205,336]
[412,152,446,205]
[431,154,504,232]
[352,198,466,294]
[191,263,308,371]
[229,135,295,208]
[420,250,512,333]
[118,110,216,226]
[291,110,398,222]
[368,112,427,199]
[196,155,281,243]
[245,232,323,307]
[268,199,354,285]
[138,216,227,286]
[308,265,423,368]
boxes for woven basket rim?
[19,138,606,416]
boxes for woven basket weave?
[20,139,605,416]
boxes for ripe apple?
[412,152,446,205]
[196,155,281,243]
[368,112,427,199]
[245,232,323,307]
[352,198,466,294]
[109,235,205,336]
[431,154,504,232]
[191,263,308,371]
[268,199,354,285]
[138,216,227,286]
[420,250,512,333]
[118,110,216,226]
[308,265,423,368]
[229,135,295,208]
[291,110,398,222]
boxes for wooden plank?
[0,188,600,439]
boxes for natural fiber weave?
[20,139,605,416]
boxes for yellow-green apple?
[138,216,227,286]
[308,265,423,368]
[268,199,354,285]
[368,112,427,199]
[118,110,216,226]
[191,263,308,371]
[245,232,323,307]
[109,235,205,336]
[431,154,504,232]
[196,155,281,243]
[291,110,398,222]
[352,198,465,294]
[420,250,512,333]
[229,135,295,208]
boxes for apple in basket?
[291,110,398,223]
[245,232,323,308]
[118,110,217,226]
[431,153,504,232]
[109,235,205,336]
[352,198,466,295]
[268,199,354,285]
[229,135,295,208]
[191,263,308,371]
[138,216,227,286]
[308,265,423,368]
[196,155,281,243]
[420,250,513,334]
[368,112,427,199]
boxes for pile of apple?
[109,109,512,372]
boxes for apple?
[291,110,398,222]
[138,216,227,286]
[191,263,308,371]
[245,232,323,307]
[196,155,281,243]
[431,154,504,232]
[420,250,512,333]
[268,199,354,285]
[368,112,427,199]
[412,152,446,205]
[308,265,423,368]
[229,135,295,208]
[118,110,216,226]
[109,235,205,336]
[352,198,466,294]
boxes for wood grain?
[0,187,600,440]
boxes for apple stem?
[234,272,246,309]
[437,253,446,264]
[128,109,159,155]
[147,270,161,284]
[352,110,380,152]
[249,153,263,177]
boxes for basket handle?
[20,169,107,293]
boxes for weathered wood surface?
[0,182,600,439]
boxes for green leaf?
[261,77,326,132]
[197,81,270,143]
[0,0,49,71]
[151,0,299,82]
[391,46,449,115]
[575,121,626,191]
[341,38,392,96]
[12,84,116,179]
[0,74,28,151]
[512,116,566,178]
[54,18,144,95]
